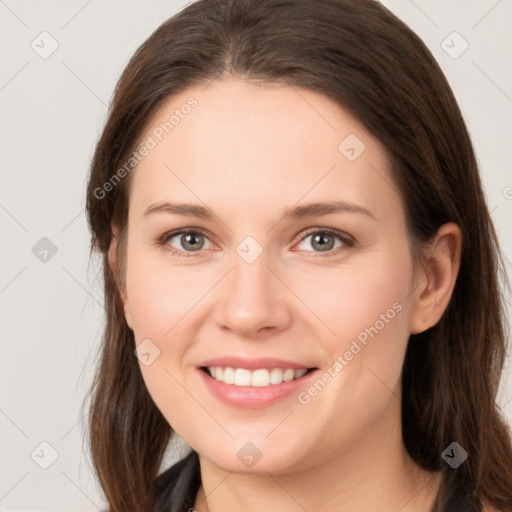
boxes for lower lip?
[198,368,318,408]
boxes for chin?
[195,438,308,475]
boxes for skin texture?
[110,77,462,511]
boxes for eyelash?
[157,227,355,258]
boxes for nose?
[212,250,292,338]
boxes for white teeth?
[294,368,308,379]
[283,368,295,382]
[223,366,235,384]
[251,369,270,387]
[234,368,251,386]
[207,366,310,387]
[269,368,283,385]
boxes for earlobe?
[409,222,462,334]
[107,228,134,330]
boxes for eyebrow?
[143,200,375,221]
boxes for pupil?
[183,233,203,251]
[313,233,333,251]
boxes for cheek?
[124,244,223,405]
[310,254,412,352]
[304,248,413,406]
[124,248,201,427]
[290,262,412,452]
[125,244,206,340]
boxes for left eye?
[294,229,352,255]
[160,228,353,257]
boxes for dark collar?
[154,450,201,512]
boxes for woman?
[84,0,512,510]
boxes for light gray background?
[1,1,511,510]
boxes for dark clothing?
[153,450,480,511]
[154,450,202,512]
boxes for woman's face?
[120,77,420,473]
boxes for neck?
[193,399,441,512]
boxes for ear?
[409,222,462,334]
[107,226,134,330]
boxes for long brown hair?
[83,0,512,510]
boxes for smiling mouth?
[201,366,316,387]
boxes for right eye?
[159,229,215,257]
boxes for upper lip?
[199,356,317,371]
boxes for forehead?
[129,77,402,225]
